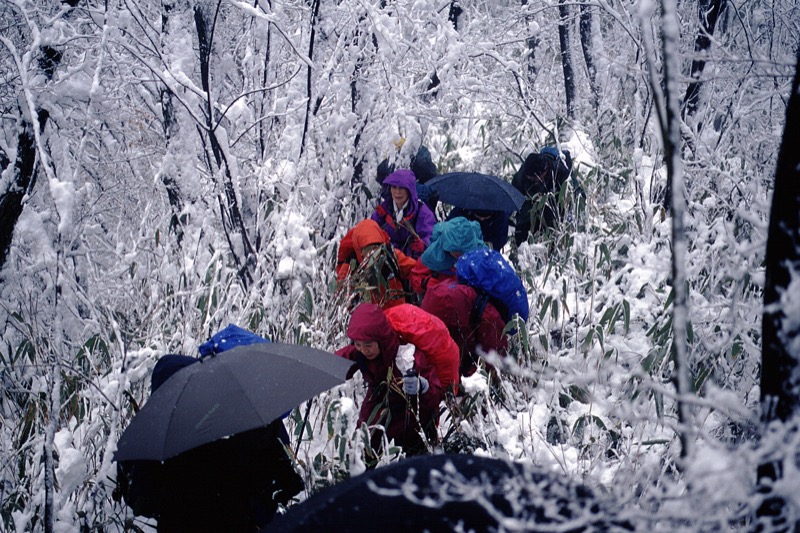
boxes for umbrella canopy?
[266,454,633,532]
[115,342,354,462]
[427,172,525,212]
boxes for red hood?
[346,303,400,366]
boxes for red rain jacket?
[409,258,456,297]
[384,304,460,394]
[421,281,508,376]
[335,304,442,451]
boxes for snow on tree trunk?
[193,1,255,289]
[0,117,37,274]
[43,355,61,533]
[682,0,727,122]
[0,34,60,274]
[645,0,694,461]
[159,0,189,246]
[557,0,575,120]
[579,3,600,114]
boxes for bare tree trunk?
[757,50,800,526]
[683,0,727,121]
[448,1,463,31]
[557,0,575,120]
[300,0,321,158]
[0,38,61,276]
[579,3,600,113]
[655,0,693,461]
[160,0,187,245]
[521,0,538,86]
[350,65,366,187]
[194,1,255,288]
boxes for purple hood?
[382,169,420,206]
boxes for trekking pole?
[403,368,419,446]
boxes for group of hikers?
[332,143,575,461]
[115,143,577,531]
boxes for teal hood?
[421,217,486,272]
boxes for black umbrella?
[427,172,526,212]
[266,454,633,532]
[115,342,354,462]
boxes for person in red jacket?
[421,281,509,377]
[336,219,417,309]
[336,303,443,456]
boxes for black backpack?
[540,147,572,187]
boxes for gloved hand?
[410,238,426,255]
[403,374,429,395]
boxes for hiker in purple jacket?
[371,169,436,259]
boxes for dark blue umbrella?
[427,172,525,212]
[115,342,354,462]
[266,454,633,532]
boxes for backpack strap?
[375,204,396,231]
[463,289,491,373]
[470,289,490,331]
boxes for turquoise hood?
[421,217,486,272]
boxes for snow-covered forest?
[1,0,798,530]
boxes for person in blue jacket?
[115,329,303,532]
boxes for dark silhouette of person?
[116,354,304,532]
[512,150,574,245]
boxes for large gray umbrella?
[115,342,354,462]
[426,172,525,212]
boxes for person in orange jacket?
[336,219,417,309]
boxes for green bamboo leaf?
[622,300,631,333]
[599,306,616,328]
[304,286,314,317]
[539,295,552,321]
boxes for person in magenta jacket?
[336,303,442,456]
[371,169,436,259]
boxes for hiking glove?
[410,238,425,255]
[403,375,429,395]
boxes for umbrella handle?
[294,399,313,458]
